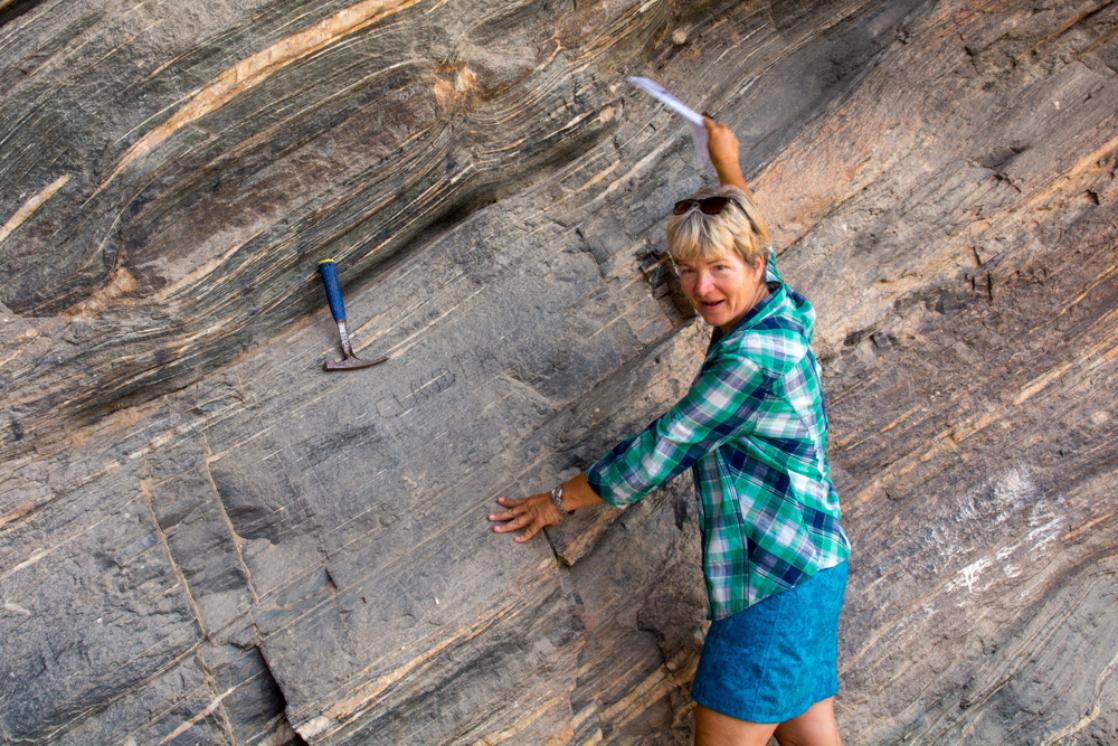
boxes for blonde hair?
[666,184,771,267]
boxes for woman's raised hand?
[488,494,562,543]
[703,116,750,193]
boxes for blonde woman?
[490,118,851,746]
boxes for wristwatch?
[550,484,571,517]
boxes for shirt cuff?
[584,459,630,508]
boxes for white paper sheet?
[626,76,711,171]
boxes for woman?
[489,118,851,746]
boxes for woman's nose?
[695,272,715,295]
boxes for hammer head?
[324,351,389,371]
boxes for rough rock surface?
[1,0,1116,743]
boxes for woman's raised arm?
[704,116,753,197]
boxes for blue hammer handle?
[318,258,346,321]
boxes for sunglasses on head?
[672,195,744,216]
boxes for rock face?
[1,0,1116,743]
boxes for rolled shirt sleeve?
[586,351,768,507]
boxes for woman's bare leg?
[772,697,842,746]
[694,704,779,746]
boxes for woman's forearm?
[560,473,604,512]
[716,162,750,195]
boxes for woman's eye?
[678,267,695,275]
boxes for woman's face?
[676,252,767,332]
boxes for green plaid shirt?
[586,252,850,620]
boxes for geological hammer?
[317,258,388,371]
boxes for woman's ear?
[753,255,766,280]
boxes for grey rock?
[1,0,1116,743]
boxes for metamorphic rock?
[1,0,1116,743]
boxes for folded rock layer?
[1,0,1116,743]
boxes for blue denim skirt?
[690,561,848,724]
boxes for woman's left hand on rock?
[488,494,561,543]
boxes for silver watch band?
[550,484,568,516]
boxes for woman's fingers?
[488,496,526,527]
[487,509,518,521]
[492,513,530,533]
[515,524,540,543]
[488,493,555,542]
[703,115,730,135]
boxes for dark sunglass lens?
[699,196,731,214]
[674,196,742,216]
